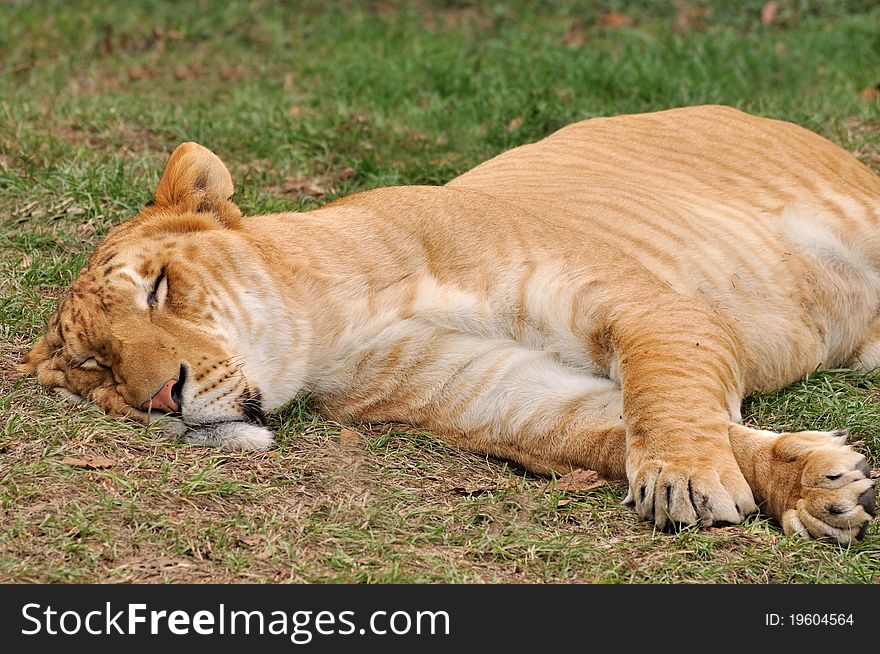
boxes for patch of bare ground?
[0,383,626,583]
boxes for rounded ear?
[153,142,241,227]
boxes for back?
[447,105,880,383]
[448,105,880,289]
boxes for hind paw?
[767,431,875,545]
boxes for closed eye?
[148,270,167,308]
[76,357,110,371]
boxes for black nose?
[171,363,187,409]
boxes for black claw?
[665,483,672,509]
[855,459,871,478]
[700,494,711,514]
[858,485,876,518]
[660,519,684,534]
[712,519,737,528]
[639,484,647,503]
[856,522,869,541]
[688,480,699,518]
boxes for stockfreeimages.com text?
[21,602,450,644]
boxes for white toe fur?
[782,509,809,539]
[184,422,275,451]
[148,415,188,436]
[54,388,84,404]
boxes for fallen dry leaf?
[274,567,294,582]
[61,455,118,469]
[99,25,113,56]
[562,21,585,48]
[334,166,357,182]
[218,66,246,82]
[554,87,574,102]
[761,2,779,25]
[445,482,509,496]
[555,468,607,492]
[860,85,880,102]
[506,116,524,133]
[269,176,325,198]
[254,548,275,561]
[75,218,97,239]
[128,65,159,81]
[162,28,184,42]
[238,535,266,547]
[173,64,204,81]
[109,557,193,573]
[598,11,630,29]
[674,4,707,33]
[339,428,361,448]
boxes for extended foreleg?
[607,297,757,529]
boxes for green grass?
[1,0,879,583]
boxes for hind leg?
[849,318,880,371]
[429,343,629,480]
[729,425,875,544]
[347,332,630,479]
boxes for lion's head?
[19,143,296,450]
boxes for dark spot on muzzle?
[241,388,266,426]
[171,363,187,411]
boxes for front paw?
[184,422,275,451]
[773,431,875,545]
[625,457,756,531]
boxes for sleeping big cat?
[21,106,877,544]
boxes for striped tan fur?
[20,105,877,544]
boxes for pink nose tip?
[142,378,179,413]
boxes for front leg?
[610,300,757,529]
